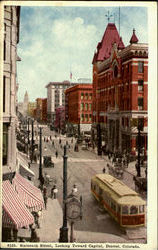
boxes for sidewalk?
[35,198,131,243]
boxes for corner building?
[92,23,148,156]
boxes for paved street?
[24,125,147,243]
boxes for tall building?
[3,6,20,172]
[46,80,78,125]
[92,23,148,156]
[65,84,93,134]
[23,91,29,117]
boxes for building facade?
[3,6,20,172]
[65,84,93,134]
[28,102,36,117]
[54,106,65,132]
[23,91,29,117]
[46,80,78,126]
[92,23,148,156]
[35,98,47,123]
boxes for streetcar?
[91,174,146,228]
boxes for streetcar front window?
[139,205,144,213]
[122,205,128,214]
[130,205,138,214]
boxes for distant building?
[28,102,36,117]
[3,6,20,172]
[45,80,78,125]
[55,106,65,132]
[65,84,93,135]
[35,98,47,123]
[92,23,148,155]
[23,91,29,117]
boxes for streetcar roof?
[118,195,146,205]
[93,174,138,197]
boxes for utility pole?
[39,127,43,182]
[31,119,34,163]
[59,145,69,242]
[137,119,142,177]
[27,118,30,157]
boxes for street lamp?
[59,145,69,242]
[97,123,102,155]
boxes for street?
[28,125,146,243]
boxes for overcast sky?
[17,5,148,102]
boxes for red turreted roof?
[93,23,125,63]
[130,29,139,44]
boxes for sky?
[17,5,148,102]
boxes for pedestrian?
[50,135,52,141]
[71,138,73,143]
[103,167,106,173]
[28,162,31,169]
[52,140,54,146]
[55,150,58,158]
[51,185,58,199]
[30,227,39,242]
[44,137,45,142]
[43,192,48,210]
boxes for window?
[81,93,84,100]
[4,40,6,61]
[138,97,143,110]
[89,103,92,111]
[130,206,138,214]
[81,103,84,111]
[85,93,88,100]
[138,80,143,92]
[114,65,118,78]
[122,205,128,214]
[139,205,144,213]
[85,114,88,122]
[81,114,84,122]
[89,114,92,122]
[89,93,92,100]
[138,62,144,73]
[85,103,88,111]
[3,76,6,112]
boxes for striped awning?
[12,173,44,212]
[2,180,34,229]
[19,164,35,178]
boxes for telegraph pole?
[39,127,43,182]
[31,119,34,163]
[59,145,69,242]
[27,118,30,157]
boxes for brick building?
[28,102,36,117]
[54,106,65,132]
[35,98,47,123]
[65,84,93,135]
[92,23,148,156]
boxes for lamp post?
[31,119,34,163]
[59,145,69,242]
[137,120,142,177]
[27,118,30,157]
[39,127,43,185]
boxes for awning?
[12,173,44,212]
[2,180,34,229]
[19,164,35,178]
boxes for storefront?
[3,124,8,165]
[2,180,34,242]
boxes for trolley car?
[91,174,146,228]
